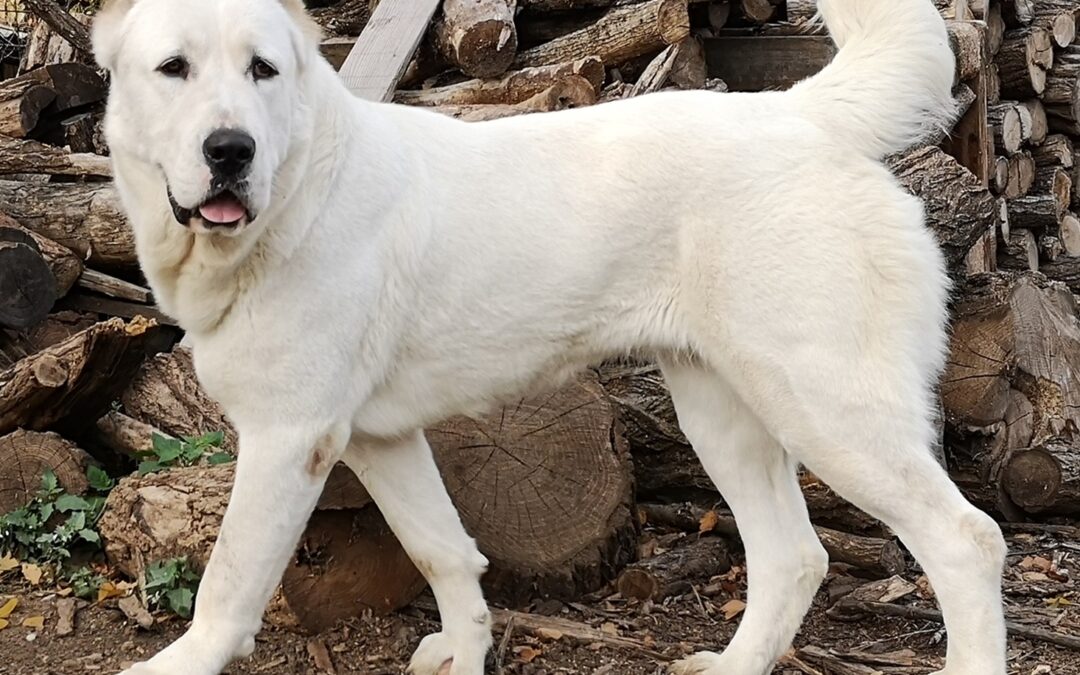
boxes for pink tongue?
[198,197,246,224]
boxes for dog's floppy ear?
[91,0,137,72]
[280,0,323,67]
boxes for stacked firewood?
[1,0,1079,635]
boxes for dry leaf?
[0,555,18,574]
[21,563,43,586]
[0,619,8,630]
[720,599,746,621]
[0,597,18,619]
[21,616,44,630]
[535,627,563,641]
[600,622,618,636]
[1047,596,1075,609]
[97,581,130,603]
[514,646,542,664]
[698,510,719,533]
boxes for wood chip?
[116,595,153,629]
[55,597,77,637]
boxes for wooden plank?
[337,0,441,102]
[703,36,836,92]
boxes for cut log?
[988,101,1024,154]
[61,112,107,156]
[0,429,92,515]
[20,62,106,114]
[948,20,986,83]
[1007,193,1064,230]
[996,27,1051,98]
[427,375,636,605]
[95,410,167,459]
[887,146,1000,275]
[637,503,905,577]
[1055,211,1080,256]
[1019,98,1048,144]
[1032,0,1079,48]
[281,507,427,632]
[1031,133,1074,168]
[0,237,56,330]
[433,75,597,121]
[942,273,1080,514]
[0,180,135,270]
[76,269,152,304]
[998,227,1040,271]
[435,0,517,78]
[1001,0,1035,27]
[616,536,730,601]
[1045,47,1080,134]
[20,12,92,71]
[0,317,160,437]
[0,80,55,138]
[514,0,691,69]
[1002,441,1080,514]
[1033,164,1072,213]
[964,225,998,275]
[995,150,1036,198]
[737,0,775,24]
[0,213,81,296]
[395,57,604,106]
[0,135,110,177]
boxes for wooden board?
[337,0,441,101]
[703,36,836,92]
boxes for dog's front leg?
[119,423,348,675]
[343,431,492,675]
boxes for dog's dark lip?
[167,186,255,229]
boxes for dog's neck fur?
[113,60,353,335]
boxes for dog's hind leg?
[662,362,828,675]
[342,431,491,675]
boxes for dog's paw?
[668,651,724,675]
[407,632,484,675]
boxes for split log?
[0,180,135,270]
[1031,133,1074,168]
[0,135,111,177]
[0,310,97,370]
[427,375,636,605]
[988,101,1024,154]
[0,429,92,514]
[1045,47,1080,134]
[394,57,604,106]
[435,0,517,78]
[0,218,81,298]
[942,273,1080,514]
[1002,441,1080,514]
[1033,164,1072,212]
[626,37,705,96]
[514,0,691,69]
[1053,211,1080,256]
[21,0,93,61]
[998,227,1040,270]
[616,536,730,601]
[637,503,905,577]
[20,12,92,71]
[887,146,1000,275]
[964,225,998,275]
[996,27,1052,98]
[988,3,1006,55]
[0,317,160,437]
[1019,98,1048,144]
[994,150,1036,198]
[433,75,597,121]
[281,508,426,631]
[948,20,986,83]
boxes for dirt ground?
[1,527,1077,675]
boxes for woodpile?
[3,0,1080,641]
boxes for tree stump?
[427,375,636,605]
[0,430,91,514]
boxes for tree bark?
[0,180,135,270]
[395,57,604,106]
[616,536,730,601]
[514,0,690,69]
[1031,133,1074,169]
[1032,0,1079,48]
[0,317,161,437]
[0,135,111,177]
[427,374,637,605]
[0,429,92,514]
[887,146,1001,276]
[996,27,1051,98]
[435,0,518,78]
[1007,193,1064,231]
[433,75,597,121]
[1045,47,1080,135]
[998,227,1040,270]
[0,310,97,371]
[988,101,1024,154]
[0,79,56,138]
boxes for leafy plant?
[137,431,233,475]
[143,557,201,619]
[0,470,106,565]
[66,565,108,600]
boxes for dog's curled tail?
[791,0,955,159]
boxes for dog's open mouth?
[169,188,254,230]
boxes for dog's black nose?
[203,129,256,177]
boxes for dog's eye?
[157,56,189,79]
[251,57,278,81]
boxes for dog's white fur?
[94,0,1008,673]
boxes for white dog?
[92,0,1007,673]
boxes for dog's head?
[93,0,321,235]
